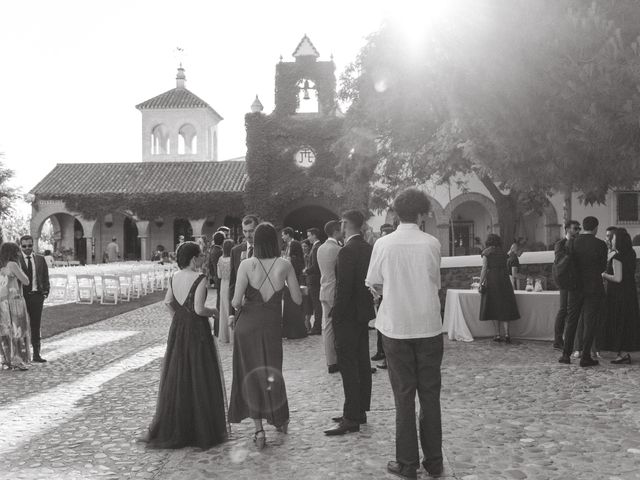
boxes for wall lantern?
[154,216,164,228]
[104,214,114,228]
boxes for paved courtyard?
[1,297,639,480]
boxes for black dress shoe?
[422,460,444,477]
[32,356,47,363]
[611,354,631,365]
[327,364,339,374]
[387,461,417,479]
[324,420,359,435]
[371,352,385,361]
[331,414,366,424]
[579,357,599,367]
[371,367,377,374]
[558,354,571,364]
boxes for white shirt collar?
[326,237,340,245]
[397,223,420,231]
[22,251,32,260]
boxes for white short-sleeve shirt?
[366,223,442,339]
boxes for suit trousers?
[383,333,443,469]
[563,290,603,358]
[308,284,322,332]
[24,293,45,351]
[321,301,337,366]
[334,320,372,421]
[553,289,568,345]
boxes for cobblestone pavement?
[1,295,639,480]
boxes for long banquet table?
[442,289,560,342]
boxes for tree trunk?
[479,175,519,244]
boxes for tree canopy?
[339,0,640,240]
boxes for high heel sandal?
[276,419,289,434]
[611,354,631,365]
[253,429,266,450]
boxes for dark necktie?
[248,245,254,258]
[26,256,34,289]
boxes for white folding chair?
[117,271,132,302]
[75,274,95,304]
[101,275,120,305]
[49,273,69,302]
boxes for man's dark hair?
[176,241,201,269]
[564,220,580,231]
[324,220,341,237]
[282,227,294,237]
[306,227,321,239]
[242,214,260,226]
[485,233,502,248]
[213,231,225,246]
[392,188,431,223]
[380,223,393,232]
[341,209,365,230]
[217,226,230,233]
[606,225,618,233]
[381,224,395,235]
[222,239,234,257]
[582,216,599,231]
[19,235,33,245]
[254,223,280,259]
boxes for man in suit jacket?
[325,210,376,436]
[228,215,259,318]
[18,235,50,362]
[206,231,225,335]
[559,216,608,367]
[304,227,323,335]
[317,220,343,374]
[552,220,581,350]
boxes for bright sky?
[0,0,395,202]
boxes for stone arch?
[444,192,499,228]
[178,123,197,154]
[151,124,170,154]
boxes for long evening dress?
[282,249,307,339]
[145,274,227,449]
[228,261,289,428]
[217,257,232,343]
[600,251,640,352]
[0,268,31,369]
[479,247,520,322]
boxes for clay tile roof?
[135,88,223,119]
[31,161,246,196]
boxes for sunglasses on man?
[21,244,33,248]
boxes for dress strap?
[256,258,278,292]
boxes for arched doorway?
[173,218,193,248]
[282,205,339,241]
[73,219,87,264]
[449,201,494,256]
[123,217,141,260]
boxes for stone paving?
[1,295,639,480]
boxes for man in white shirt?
[366,188,444,479]
[317,220,343,374]
[106,237,119,263]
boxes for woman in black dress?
[229,223,303,449]
[143,242,227,449]
[600,229,640,364]
[282,238,308,339]
[479,234,520,343]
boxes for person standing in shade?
[207,232,225,328]
[106,237,120,263]
[304,227,323,335]
[506,238,524,289]
[552,220,581,351]
[366,188,444,479]
[479,234,520,343]
[559,216,608,367]
[18,235,50,363]
[281,227,307,339]
[317,220,343,374]
[324,210,375,436]
[228,215,259,323]
[372,223,395,370]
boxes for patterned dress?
[217,257,232,343]
[0,267,31,368]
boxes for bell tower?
[136,66,223,162]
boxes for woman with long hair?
[601,229,640,364]
[143,241,227,449]
[479,234,520,342]
[217,239,234,343]
[228,222,303,449]
[0,242,32,370]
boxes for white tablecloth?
[443,289,560,342]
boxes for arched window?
[151,124,170,154]
[178,123,197,155]
[296,78,318,113]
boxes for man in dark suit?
[228,214,259,319]
[325,210,376,436]
[552,220,581,350]
[304,227,323,335]
[18,235,50,363]
[559,216,607,367]
[206,231,225,335]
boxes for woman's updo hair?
[485,233,503,248]
[176,241,201,269]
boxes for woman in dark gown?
[600,229,640,364]
[229,223,303,449]
[144,242,227,449]
[282,238,308,339]
[479,234,520,343]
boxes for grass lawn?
[42,290,167,339]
